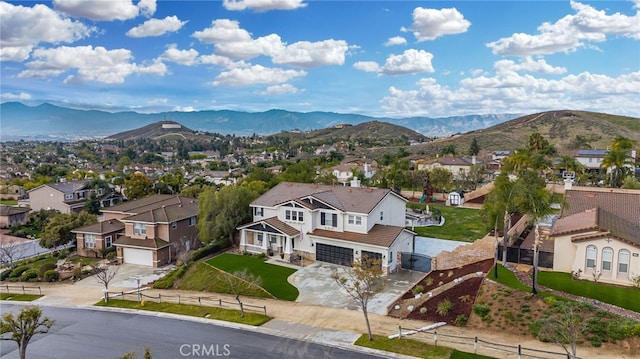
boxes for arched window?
[602,247,613,271]
[619,249,630,273]
[586,245,597,269]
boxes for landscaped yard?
[206,253,299,301]
[178,261,274,299]
[407,204,486,242]
[538,271,640,312]
[95,299,271,326]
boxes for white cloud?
[384,36,407,47]
[402,7,470,41]
[173,105,195,112]
[137,0,157,17]
[126,16,186,38]
[212,64,306,87]
[353,61,381,73]
[494,57,567,75]
[161,45,199,65]
[487,1,640,56]
[0,2,94,61]
[1,92,32,101]
[223,0,307,12]
[18,45,168,84]
[272,39,348,67]
[193,19,349,68]
[53,0,141,21]
[382,49,434,75]
[261,84,300,95]
[380,63,640,117]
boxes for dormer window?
[134,223,146,236]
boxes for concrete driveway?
[289,261,425,315]
[74,263,174,289]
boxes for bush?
[473,303,490,317]
[39,263,57,275]
[106,251,117,262]
[190,241,229,261]
[43,269,59,282]
[419,307,427,314]
[10,265,29,278]
[1,269,12,281]
[20,269,39,282]
[454,314,468,326]
[413,285,424,295]
[436,299,453,317]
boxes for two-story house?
[0,205,30,228]
[238,182,415,274]
[72,194,200,267]
[27,180,121,214]
[417,156,483,179]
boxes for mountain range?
[0,102,520,141]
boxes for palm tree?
[601,148,633,187]
[516,171,554,294]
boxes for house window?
[602,247,613,271]
[104,235,112,248]
[98,188,104,195]
[586,245,597,269]
[348,215,362,225]
[78,191,85,199]
[257,233,263,245]
[380,211,384,221]
[84,234,96,249]
[285,210,304,222]
[134,223,146,236]
[171,222,177,229]
[269,234,278,244]
[618,249,630,273]
[65,193,73,200]
[189,216,196,226]
[254,207,264,216]
[321,212,337,227]
[388,251,393,263]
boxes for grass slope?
[206,254,299,301]
[178,262,273,299]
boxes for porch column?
[261,233,268,250]
[240,230,247,247]
[284,237,292,254]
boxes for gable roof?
[101,194,196,216]
[252,182,405,214]
[72,220,124,235]
[237,216,300,237]
[0,205,30,216]
[561,188,640,227]
[28,180,88,194]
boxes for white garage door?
[123,248,153,266]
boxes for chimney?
[564,178,573,191]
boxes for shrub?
[454,314,468,326]
[419,307,427,314]
[43,269,59,282]
[473,303,490,317]
[190,241,229,261]
[436,299,453,317]
[39,263,57,275]
[424,277,433,286]
[20,269,39,282]
[10,266,29,278]
[106,251,117,262]
[458,294,472,303]
[413,285,424,295]
[0,269,12,281]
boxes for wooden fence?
[1,284,42,295]
[393,325,577,359]
[105,289,268,316]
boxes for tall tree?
[1,305,55,359]
[601,148,633,188]
[219,269,264,318]
[429,167,453,199]
[40,211,97,249]
[515,171,554,294]
[468,137,480,156]
[197,186,258,245]
[124,172,155,200]
[331,256,385,341]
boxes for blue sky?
[1,0,639,118]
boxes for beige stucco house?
[238,182,414,274]
[551,188,640,287]
[28,180,121,214]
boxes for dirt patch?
[406,276,484,323]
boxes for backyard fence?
[498,245,554,269]
[393,325,578,359]
[105,289,268,316]
[1,284,42,295]
[400,252,432,272]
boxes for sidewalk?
[25,281,636,359]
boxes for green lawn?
[0,293,43,301]
[206,253,299,301]
[95,299,271,326]
[0,199,18,205]
[538,271,640,312]
[409,204,487,242]
[178,261,274,299]
[354,334,495,359]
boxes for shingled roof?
[102,194,198,219]
[561,189,640,227]
[251,182,404,214]
[552,207,640,247]
[311,224,407,248]
[72,220,124,234]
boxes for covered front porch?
[238,217,302,262]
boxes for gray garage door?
[316,243,353,266]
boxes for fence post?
[38,286,41,295]
[178,295,181,304]
[474,336,478,354]
[198,297,201,306]
[434,330,438,347]
[219,299,222,307]
[159,293,162,303]
[22,285,25,295]
[518,344,521,359]
[263,306,267,316]
[398,326,402,338]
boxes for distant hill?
[0,102,519,141]
[411,110,640,154]
[105,121,197,141]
